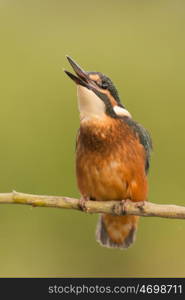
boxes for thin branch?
[0,191,185,219]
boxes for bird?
[64,56,152,249]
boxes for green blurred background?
[0,0,185,277]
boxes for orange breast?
[76,117,148,202]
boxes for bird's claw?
[120,199,131,214]
[79,196,89,212]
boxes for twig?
[0,191,185,219]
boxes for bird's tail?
[96,214,139,249]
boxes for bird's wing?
[122,117,153,174]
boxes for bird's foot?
[136,201,145,210]
[79,196,89,212]
[120,199,131,215]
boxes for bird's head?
[64,56,131,121]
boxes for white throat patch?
[113,105,131,118]
[77,85,106,120]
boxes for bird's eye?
[101,81,108,89]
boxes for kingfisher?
[64,56,152,249]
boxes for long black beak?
[64,56,90,88]
[64,56,108,104]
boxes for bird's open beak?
[64,56,108,103]
[64,56,92,89]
